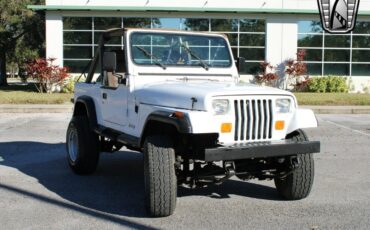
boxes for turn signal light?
[275,120,285,130]
[221,123,232,133]
[172,111,184,118]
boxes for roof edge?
[27,5,370,16]
[28,5,320,14]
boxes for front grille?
[234,99,273,141]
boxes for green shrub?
[307,77,327,92]
[307,76,348,93]
[61,76,77,93]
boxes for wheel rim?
[67,128,79,162]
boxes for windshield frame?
[129,31,233,69]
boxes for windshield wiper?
[135,46,167,70]
[180,43,209,70]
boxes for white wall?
[45,12,63,66]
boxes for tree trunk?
[0,52,8,86]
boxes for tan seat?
[107,72,119,88]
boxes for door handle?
[102,93,107,99]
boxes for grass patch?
[0,83,73,104]
[294,93,370,106]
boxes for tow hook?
[214,161,235,185]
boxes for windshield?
[130,32,232,68]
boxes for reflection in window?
[306,63,322,75]
[124,18,151,28]
[239,34,265,46]
[239,48,265,61]
[353,21,370,34]
[304,49,322,62]
[352,64,370,76]
[152,18,182,30]
[94,32,122,45]
[64,60,90,72]
[324,50,350,62]
[64,46,92,59]
[183,19,209,31]
[211,19,238,32]
[64,32,92,44]
[94,17,121,30]
[239,19,265,32]
[352,50,370,62]
[324,64,350,75]
[325,35,350,47]
[298,34,322,47]
[297,21,322,34]
[225,34,238,46]
[352,35,370,48]
[298,20,370,76]
[63,17,92,30]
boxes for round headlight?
[276,99,291,113]
[212,99,229,115]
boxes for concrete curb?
[0,104,73,113]
[301,106,370,114]
[1,104,370,114]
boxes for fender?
[143,111,193,134]
[286,108,318,134]
[73,96,98,131]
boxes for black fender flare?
[144,110,192,134]
[140,111,193,145]
[73,96,98,131]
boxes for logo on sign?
[317,0,360,33]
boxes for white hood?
[134,81,294,111]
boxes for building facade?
[30,0,370,91]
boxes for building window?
[209,19,266,74]
[298,20,370,76]
[62,17,265,73]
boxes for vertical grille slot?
[234,100,239,141]
[257,100,262,139]
[239,100,245,140]
[251,100,256,140]
[268,99,273,138]
[263,100,268,139]
[246,100,251,140]
[233,98,274,142]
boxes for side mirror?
[236,57,245,72]
[103,52,117,72]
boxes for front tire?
[66,116,99,174]
[274,129,315,200]
[143,135,177,217]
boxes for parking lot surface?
[0,113,369,229]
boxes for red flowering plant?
[26,58,69,93]
[285,49,310,91]
[254,61,279,86]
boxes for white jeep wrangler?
[66,28,320,217]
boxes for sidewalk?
[0,104,370,114]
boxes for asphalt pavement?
[0,113,369,229]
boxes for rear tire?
[143,135,177,217]
[66,116,99,174]
[274,129,315,200]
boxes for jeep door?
[100,50,128,131]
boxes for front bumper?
[203,140,320,162]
